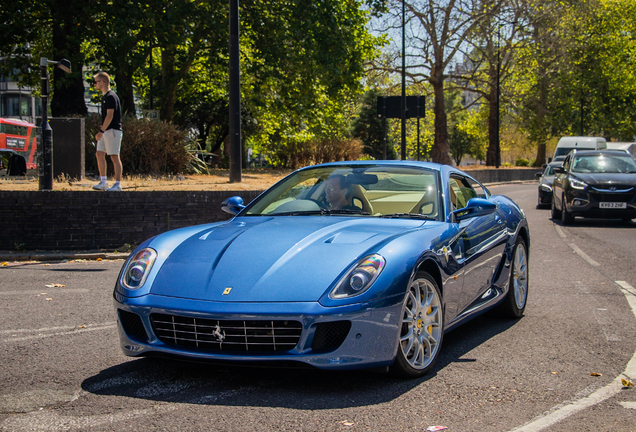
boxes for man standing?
[92,72,123,191]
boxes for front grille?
[311,321,351,353]
[118,309,149,342]
[589,191,635,202]
[150,313,302,353]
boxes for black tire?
[561,195,574,225]
[497,237,529,319]
[391,271,444,378]
[551,196,561,220]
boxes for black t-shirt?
[101,90,122,131]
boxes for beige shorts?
[97,129,123,155]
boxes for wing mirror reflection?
[553,166,565,174]
[221,196,246,215]
[451,198,497,223]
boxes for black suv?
[551,150,636,224]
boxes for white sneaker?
[92,182,109,191]
[107,184,122,192]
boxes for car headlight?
[569,177,588,190]
[540,184,552,192]
[329,254,385,299]
[121,248,157,290]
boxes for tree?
[374,0,499,165]
[351,89,397,159]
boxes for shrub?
[515,158,530,167]
[267,138,362,169]
[84,115,190,175]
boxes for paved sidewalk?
[0,250,130,262]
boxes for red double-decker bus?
[0,118,37,169]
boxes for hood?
[573,172,636,188]
[149,216,426,302]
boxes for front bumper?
[564,189,636,219]
[114,291,404,370]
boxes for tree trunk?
[50,0,88,117]
[486,79,498,166]
[429,71,453,165]
[113,71,136,117]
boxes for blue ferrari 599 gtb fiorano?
[114,161,530,377]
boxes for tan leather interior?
[348,184,374,214]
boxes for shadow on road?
[81,313,519,409]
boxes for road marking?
[0,322,114,335]
[0,405,177,431]
[554,225,567,239]
[2,323,116,343]
[0,289,91,296]
[509,280,636,431]
[568,243,600,267]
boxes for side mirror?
[221,196,245,215]
[535,172,542,178]
[451,198,497,223]
[542,163,547,168]
[553,166,565,174]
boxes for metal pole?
[39,58,53,191]
[383,97,387,160]
[496,25,501,169]
[401,0,406,160]
[229,0,242,183]
[417,116,420,161]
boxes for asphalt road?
[1,183,635,432]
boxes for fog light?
[573,199,588,207]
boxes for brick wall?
[1,190,262,251]
[0,168,539,251]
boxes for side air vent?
[118,309,149,342]
[311,321,351,353]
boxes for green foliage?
[84,115,190,175]
[449,125,473,166]
[515,158,529,167]
[351,89,397,160]
[264,138,363,169]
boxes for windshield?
[545,166,556,176]
[244,165,441,220]
[571,154,636,174]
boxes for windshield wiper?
[271,209,370,216]
[379,213,436,220]
[322,209,370,215]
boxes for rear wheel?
[391,271,443,378]
[498,237,529,318]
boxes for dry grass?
[0,169,292,192]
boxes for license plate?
[600,202,627,209]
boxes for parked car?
[535,161,564,208]
[553,136,607,160]
[552,150,636,224]
[114,161,530,377]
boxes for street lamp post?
[496,25,501,169]
[38,57,71,191]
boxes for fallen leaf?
[46,298,52,301]
[339,421,354,426]
[591,372,602,376]
[42,263,50,266]
[1,262,8,266]
[622,378,634,387]
[96,258,103,261]
[551,371,558,375]
[426,427,448,432]
[45,283,65,288]
[79,325,87,329]
[39,293,47,295]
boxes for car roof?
[571,149,634,156]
